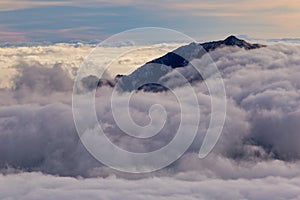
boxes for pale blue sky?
[0,0,299,42]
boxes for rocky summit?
[83,36,265,92]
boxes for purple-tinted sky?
[0,0,299,42]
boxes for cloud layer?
[1,171,300,200]
[1,42,300,199]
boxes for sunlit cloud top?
[0,0,299,42]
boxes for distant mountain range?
[81,36,266,92]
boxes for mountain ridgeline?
[81,36,265,92]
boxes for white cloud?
[0,43,180,88]
[1,42,300,199]
[1,171,300,200]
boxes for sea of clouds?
[1,42,300,199]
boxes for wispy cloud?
[0,0,299,41]
[0,0,67,11]
[0,0,150,11]
[0,25,28,42]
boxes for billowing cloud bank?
[1,172,300,200]
[0,43,179,88]
[1,42,300,199]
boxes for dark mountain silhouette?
[82,35,265,92]
[147,35,263,69]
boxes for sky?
[0,0,300,42]
[1,2,300,198]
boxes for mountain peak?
[200,35,265,51]
[223,35,247,46]
[89,36,266,92]
[224,35,240,43]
